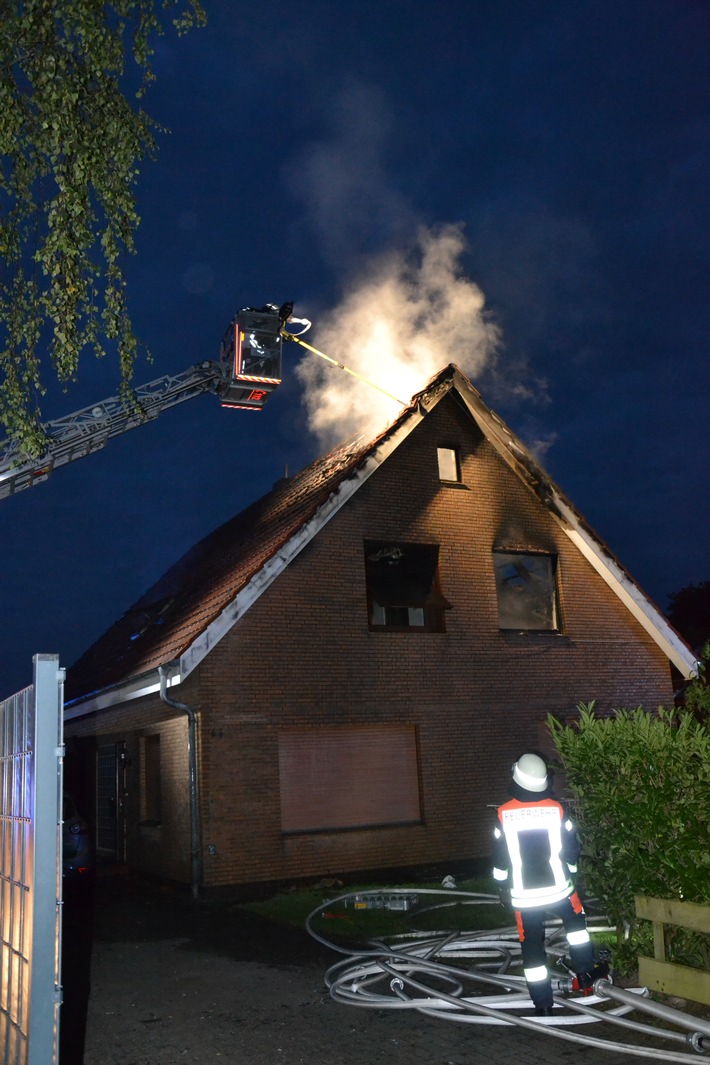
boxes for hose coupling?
[556,978,575,994]
[556,974,595,996]
[687,1031,709,1054]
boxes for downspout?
[159,666,203,900]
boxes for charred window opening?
[494,551,559,632]
[365,541,450,632]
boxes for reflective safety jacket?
[492,797,580,909]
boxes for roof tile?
[64,375,430,702]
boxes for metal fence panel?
[0,655,63,1065]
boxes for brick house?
[63,365,695,892]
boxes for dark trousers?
[515,891,594,1009]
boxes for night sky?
[1,0,708,699]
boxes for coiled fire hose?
[306,888,710,1061]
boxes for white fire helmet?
[512,753,548,792]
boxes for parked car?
[62,793,94,882]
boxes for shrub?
[685,641,710,721]
[547,701,710,937]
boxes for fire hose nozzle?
[556,978,575,994]
[556,975,596,996]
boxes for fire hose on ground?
[305,888,710,1060]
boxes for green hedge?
[547,701,710,932]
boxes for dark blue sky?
[1,0,708,698]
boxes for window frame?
[493,549,561,633]
[437,446,461,484]
[364,540,450,633]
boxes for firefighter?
[492,752,608,1014]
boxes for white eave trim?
[64,665,184,720]
[452,372,697,679]
[66,400,430,717]
[561,524,697,678]
[179,405,428,678]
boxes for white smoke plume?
[288,82,501,449]
[286,83,415,273]
[295,223,500,449]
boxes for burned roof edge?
[64,362,696,720]
[449,367,697,678]
[177,403,432,679]
[65,388,436,716]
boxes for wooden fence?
[635,895,710,1005]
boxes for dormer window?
[437,447,461,483]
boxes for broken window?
[127,596,174,642]
[364,541,450,632]
[493,551,559,632]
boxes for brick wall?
[65,683,200,882]
[195,395,674,886]
[66,394,675,888]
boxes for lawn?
[240,876,509,946]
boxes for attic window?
[365,541,450,632]
[493,551,559,632]
[437,447,461,483]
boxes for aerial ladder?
[0,300,409,501]
[0,303,298,500]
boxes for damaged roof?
[65,364,696,715]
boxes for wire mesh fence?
[0,656,63,1065]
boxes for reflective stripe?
[494,827,502,839]
[499,800,570,907]
[564,819,574,831]
[492,867,508,882]
[524,965,549,984]
[511,883,573,908]
[567,928,591,946]
[515,763,547,790]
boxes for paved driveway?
[77,875,670,1065]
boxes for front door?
[96,742,126,861]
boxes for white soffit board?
[178,404,429,678]
[453,373,696,679]
[66,403,429,716]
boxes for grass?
[239,875,629,965]
[240,877,710,1021]
[240,875,508,946]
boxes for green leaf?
[0,0,206,456]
